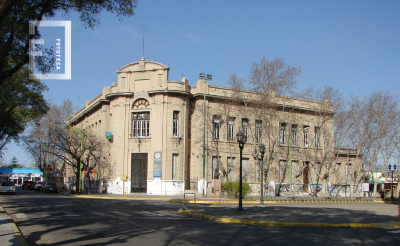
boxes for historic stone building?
[67,58,362,196]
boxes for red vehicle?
[22,181,34,189]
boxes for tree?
[227,57,302,194]
[0,0,138,85]
[6,156,24,168]
[328,91,399,197]
[0,0,138,155]
[23,99,112,192]
[10,156,18,165]
[249,57,302,96]
[0,66,48,157]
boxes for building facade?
[67,58,362,196]
[0,168,43,184]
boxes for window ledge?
[130,136,151,139]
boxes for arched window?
[132,98,150,109]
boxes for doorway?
[131,153,148,192]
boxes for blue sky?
[2,0,399,166]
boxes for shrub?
[222,181,252,199]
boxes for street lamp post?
[56,122,83,194]
[259,144,266,205]
[388,164,397,200]
[236,130,247,211]
[199,73,212,197]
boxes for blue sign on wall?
[153,152,162,178]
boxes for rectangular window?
[242,118,249,138]
[227,157,235,181]
[255,120,262,143]
[132,112,150,137]
[315,127,320,148]
[291,124,297,146]
[172,154,178,180]
[173,111,179,137]
[227,118,235,141]
[279,123,286,145]
[213,116,220,140]
[279,160,286,182]
[303,125,309,147]
[212,156,220,179]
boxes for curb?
[171,200,374,204]
[0,205,29,246]
[71,195,378,204]
[178,209,381,229]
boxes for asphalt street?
[0,188,399,246]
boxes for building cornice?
[68,99,110,125]
[105,92,134,99]
[147,90,192,96]
[191,93,334,115]
[116,60,169,73]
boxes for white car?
[0,181,16,195]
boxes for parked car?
[0,181,16,195]
[22,181,34,189]
[33,181,43,190]
[41,182,58,193]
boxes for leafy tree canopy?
[0,66,48,156]
[0,0,138,156]
[0,0,138,85]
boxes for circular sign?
[155,153,160,159]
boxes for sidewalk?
[71,192,400,229]
[0,208,27,246]
[178,203,400,229]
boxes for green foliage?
[0,67,48,156]
[10,156,18,165]
[222,181,252,199]
[0,0,137,155]
[0,0,138,86]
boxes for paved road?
[0,188,399,245]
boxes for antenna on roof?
[142,28,145,59]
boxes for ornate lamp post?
[199,73,212,196]
[236,130,247,211]
[388,164,397,200]
[259,144,266,205]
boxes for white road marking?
[111,211,131,217]
[137,211,178,217]
[387,230,400,233]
